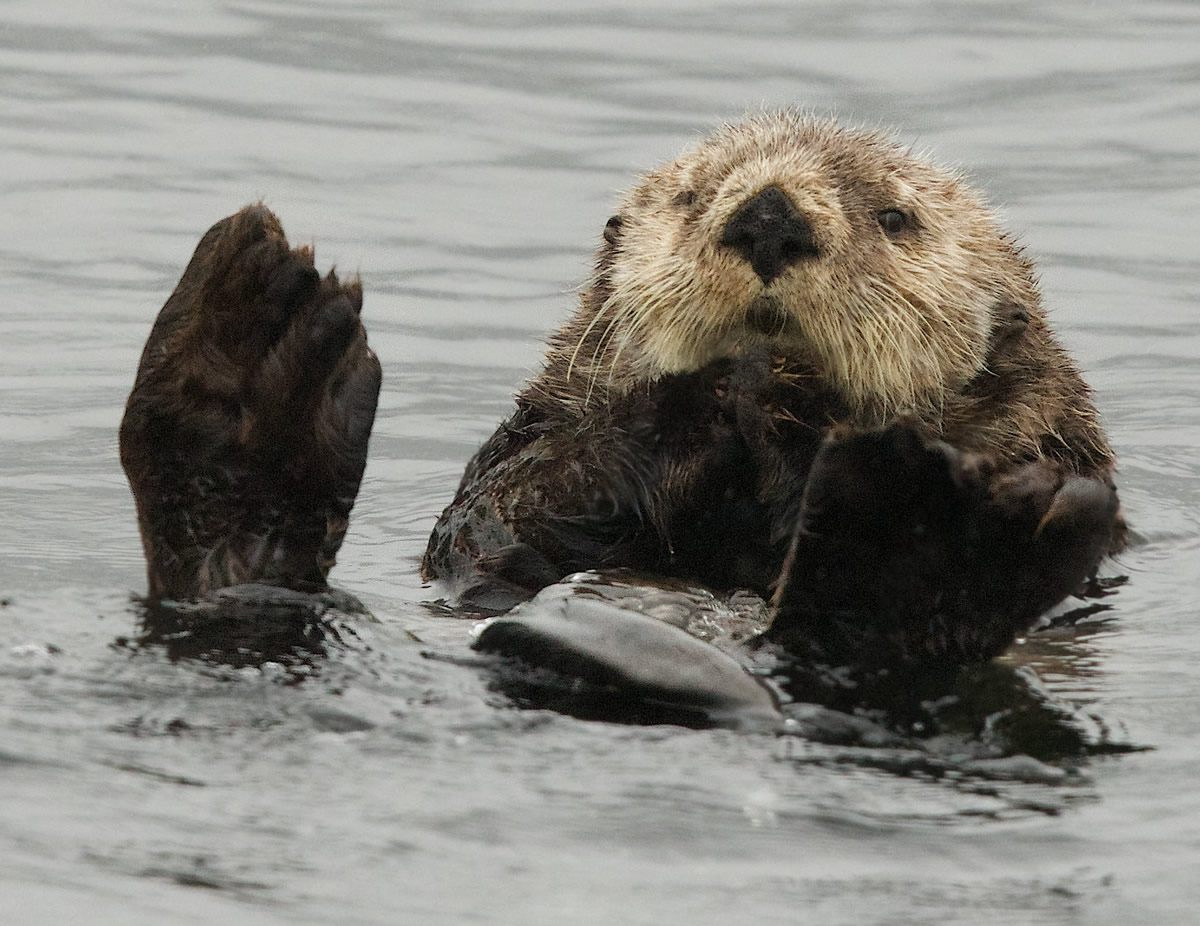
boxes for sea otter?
[120,112,1122,676]
[422,111,1123,668]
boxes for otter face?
[587,112,1036,418]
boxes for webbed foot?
[771,421,1121,667]
[121,204,382,599]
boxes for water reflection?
[121,584,370,679]
[460,572,1141,768]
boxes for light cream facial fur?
[564,111,1038,420]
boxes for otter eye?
[672,190,697,208]
[878,209,910,236]
[602,215,623,245]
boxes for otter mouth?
[744,298,792,338]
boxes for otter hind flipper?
[120,204,381,600]
[770,423,1122,668]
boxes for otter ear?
[986,300,1032,359]
[997,300,1030,331]
[602,214,624,246]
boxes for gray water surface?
[2,1,1199,923]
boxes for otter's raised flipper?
[120,205,381,599]
[770,422,1121,667]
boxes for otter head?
[574,111,1038,420]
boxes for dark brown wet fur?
[120,205,381,600]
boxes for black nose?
[720,185,818,285]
